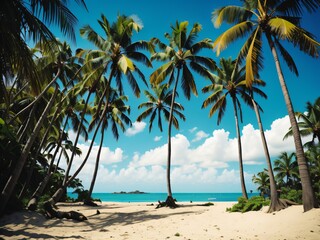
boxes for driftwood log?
[43,201,87,221]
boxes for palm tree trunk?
[20,97,63,199]
[266,33,318,211]
[27,115,69,210]
[252,99,286,212]
[167,71,180,198]
[232,97,248,199]
[87,127,104,201]
[9,68,61,124]
[0,86,59,215]
[47,94,107,205]
[17,103,37,143]
[62,90,92,186]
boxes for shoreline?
[1,201,319,240]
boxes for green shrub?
[227,196,270,213]
[279,187,302,204]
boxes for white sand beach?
[0,202,319,240]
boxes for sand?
[0,201,319,240]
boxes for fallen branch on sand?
[43,202,87,221]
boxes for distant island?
[113,190,147,194]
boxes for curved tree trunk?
[252,99,286,212]
[9,68,62,124]
[27,115,69,210]
[232,97,248,199]
[85,127,104,206]
[46,91,108,207]
[17,103,37,143]
[0,86,59,215]
[62,90,92,186]
[266,34,318,212]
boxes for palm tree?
[0,0,87,112]
[274,152,299,188]
[202,57,261,199]
[42,14,153,206]
[150,21,216,207]
[137,83,185,133]
[284,97,320,146]
[250,96,288,212]
[86,86,132,204]
[212,0,319,211]
[252,169,270,197]
[78,14,153,107]
[27,93,87,210]
[0,86,59,215]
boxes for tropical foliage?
[202,57,266,199]
[212,0,320,212]
[150,21,216,206]
[1,0,319,218]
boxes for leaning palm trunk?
[86,128,104,205]
[0,86,59,215]
[17,103,37,143]
[46,93,108,206]
[21,97,63,199]
[232,97,248,199]
[62,90,92,187]
[9,68,62,124]
[251,99,287,212]
[266,34,318,211]
[27,115,69,210]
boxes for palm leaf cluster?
[1,0,320,216]
[212,0,320,211]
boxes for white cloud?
[125,121,146,136]
[192,130,209,142]
[154,136,162,142]
[63,114,305,193]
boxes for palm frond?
[269,17,320,57]
[213,21,254,56]
[80,25,106,50]
[212,6,252,28]
[125,70,140,97]
[245,27,263,87]
[150,62,174,85]
[126,51,152,68]
[274,38,299,76]
[276,0,320,15]
[181,65,197,99]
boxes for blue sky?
[54,0,320,193]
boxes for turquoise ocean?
[68,192,259,202]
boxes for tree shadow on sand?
[0,228,85,239]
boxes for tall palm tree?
[250,96,287,212]
[274,152,299,188]
[27,93,87,210]
[137,83,185,133]
[212,0,319,211]
[284,97,320,146]
[44,14,153,205]
[150,21,216,207]
[202,57,262,199]
[86,86,132,204]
